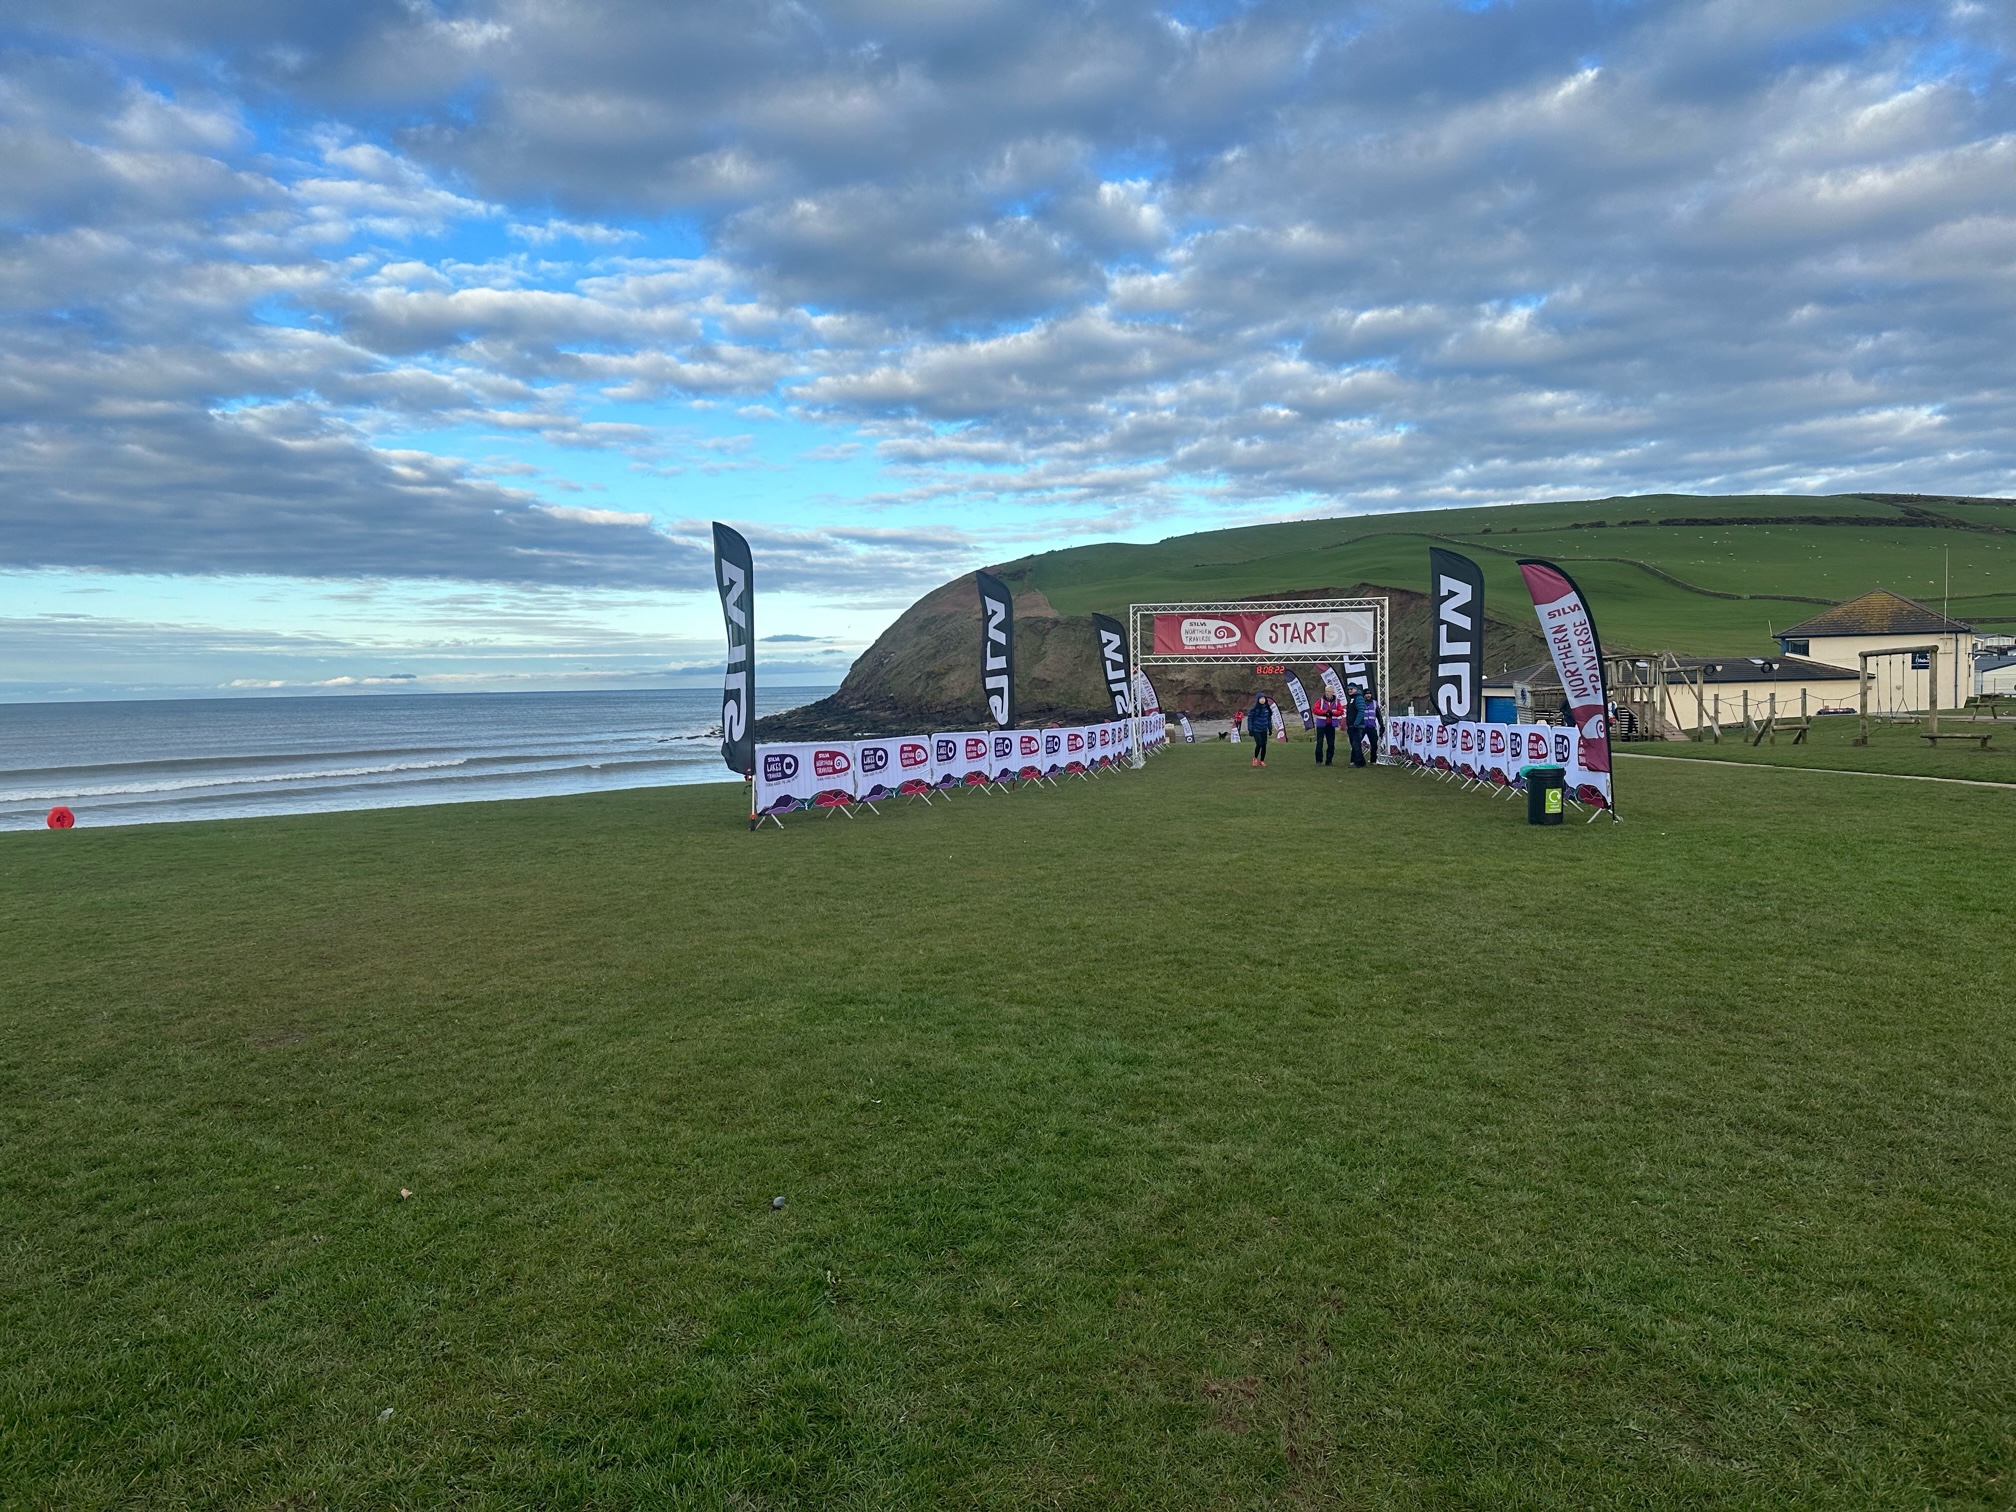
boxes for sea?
[0,688,827,831]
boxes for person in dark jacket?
[1247,694,1276,766]
[1346,687,1369,767]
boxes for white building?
[1773,589,1974,714]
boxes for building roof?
[1661,655,1859,684]
[1776,589,1972,639]
[1481,662,1558,693]
[1484,655,1860,693]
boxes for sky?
[1,0,2012,701]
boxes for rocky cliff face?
[755,573,1547,738]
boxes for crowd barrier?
[1384,716,1611,810]
[753,714,1169,823]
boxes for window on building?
[1780,638,1809,656]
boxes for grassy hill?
[760,491,2016,736]
[5,752,2013,1506]
[1001,491,2016,655]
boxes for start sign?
[1152,608,1375,660]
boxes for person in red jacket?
[1310,693,1343,765]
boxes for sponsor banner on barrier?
[936,731,992,787]
[989,729,1019,782]
[853,736,931,801]
[1012,728,1045,780]
[1150,609,1376,660]
[749,712,1174,826]
[755,741,855,814]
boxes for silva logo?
[1067,732,1084,750]
[1435,569,1476,720]
[860,746,889,774]
[935,738,957,763]
[992,734,1014,759]
[1019,733,1039,756]
[712,522,752,770]
[1097,623,1130,715]
[900,742,929,769]
[966,737,987,760]
[813,749,851,779]
[1180,617,1242,648]
[978,573,1013,726]
[762,752,797,782]
[1043,732,1061,755]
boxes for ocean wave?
[0,756,474,803]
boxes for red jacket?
[1312,697,1344,728]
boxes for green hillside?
[758,491,2015,737]
[999,492,2016,656]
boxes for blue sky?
[2,0,2012,700]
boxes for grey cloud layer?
[2,0,2013,592]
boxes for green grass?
[1004,492,2016,653]
[1627,713,2016,782]
[5,749,2015,1508]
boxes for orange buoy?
[47,806,75,829]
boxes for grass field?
[1625,714,2016,783]
[1004,492,2016,653]
[5,747,2015,1508]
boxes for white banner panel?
[988,730,1019,782]
[755,741,856,814]
[1010,728,1045,778]
[1040,727,1067,774]
[935,731,992,788]
[853,736,931,801]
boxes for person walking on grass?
[1248,692,1276,766]
[1346,685,1369,767]
[1360,691,1382,765]
[1311,689,1343,766]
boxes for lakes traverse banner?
[976,571,1016,727]
[1150,608,1375,659]
[1090,612,1132,716]
[1518,559,1614,811]
[1428,547,1485,724]
[1131,669,1160,713]
[711,522,755,775]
